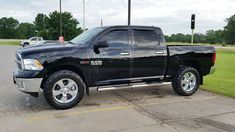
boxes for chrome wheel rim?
[52,78,78,104]
[181,72,196,92]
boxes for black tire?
[172,66,200,96]
[23,43,29,47]
[43,70,85,109]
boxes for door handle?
[155,51,165,54]
[120,52,130,56]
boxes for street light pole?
[128,0,131,25]
[83,0,86,32]
[101,18,103,27]
[59,0,62,36]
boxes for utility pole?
[83,0,86,32]
[101,19,103,27]
[128,0,131,25]
[59,0,62,36]
[191,29,194,44]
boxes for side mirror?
[93,40,109,54]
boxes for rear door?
[131,27,167,79]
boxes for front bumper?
[209,66,216,74]
[13,77,42,97]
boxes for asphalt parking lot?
[1,45,235,132]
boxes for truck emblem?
[91,60,102,66]
[80,60,90,65]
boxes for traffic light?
[191,14,195,29]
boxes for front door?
[90,28,132,85]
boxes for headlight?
[23,59,43,70]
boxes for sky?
[0,0,235,35]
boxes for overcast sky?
[0,0,235,35]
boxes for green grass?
[202,49,235,98]
[0,41,20,46]
[166,42,235,47]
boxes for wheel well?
[182,60,203,85]
[40,65,89,95]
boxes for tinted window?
[133,30,159,47]
[31,37,37,41]
[38,38,42,41]
[100,30,129,48]
[156,29,165,43]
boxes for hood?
[21,40,28,43]
[17,43,76,57]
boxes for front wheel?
[172,66,200,96]
[43,70,85,109]
[23,43,29,47]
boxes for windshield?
[70,27,105,44]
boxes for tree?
[206,30,224,44]
[36,11,82,40]
[194,33,206,43]
[34,14,48,31]
[224,14,235,44]
[16,22,36,39]
[0,17,19,39]
[37,29,49,39]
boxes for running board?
[97,82,171,92]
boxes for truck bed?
[166,45,215,77]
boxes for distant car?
[38,40,59,45]
[20,37,43,47]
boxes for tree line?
[0,11,82,41]
[0,11,235,44]
[165,30,224,44]
[165,14,235,45]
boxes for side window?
[31,37,37,41]
[133,30,159,47]
[38,38,42,41]
[156,29,165,43]
[100,30,129,48]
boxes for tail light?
[212,52,216,65]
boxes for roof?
[101,25,161,30]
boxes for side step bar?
[97,82,171,92]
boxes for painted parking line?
[27,96,217,122]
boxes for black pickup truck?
[13,26,216,109]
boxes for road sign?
[191,14,196,44]
[191,14,195,29]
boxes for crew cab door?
[91,27,132,85]
[131,28,167,79]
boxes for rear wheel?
[43,70,85,109]
[172,66,200,96]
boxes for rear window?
[133,30,159,47]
